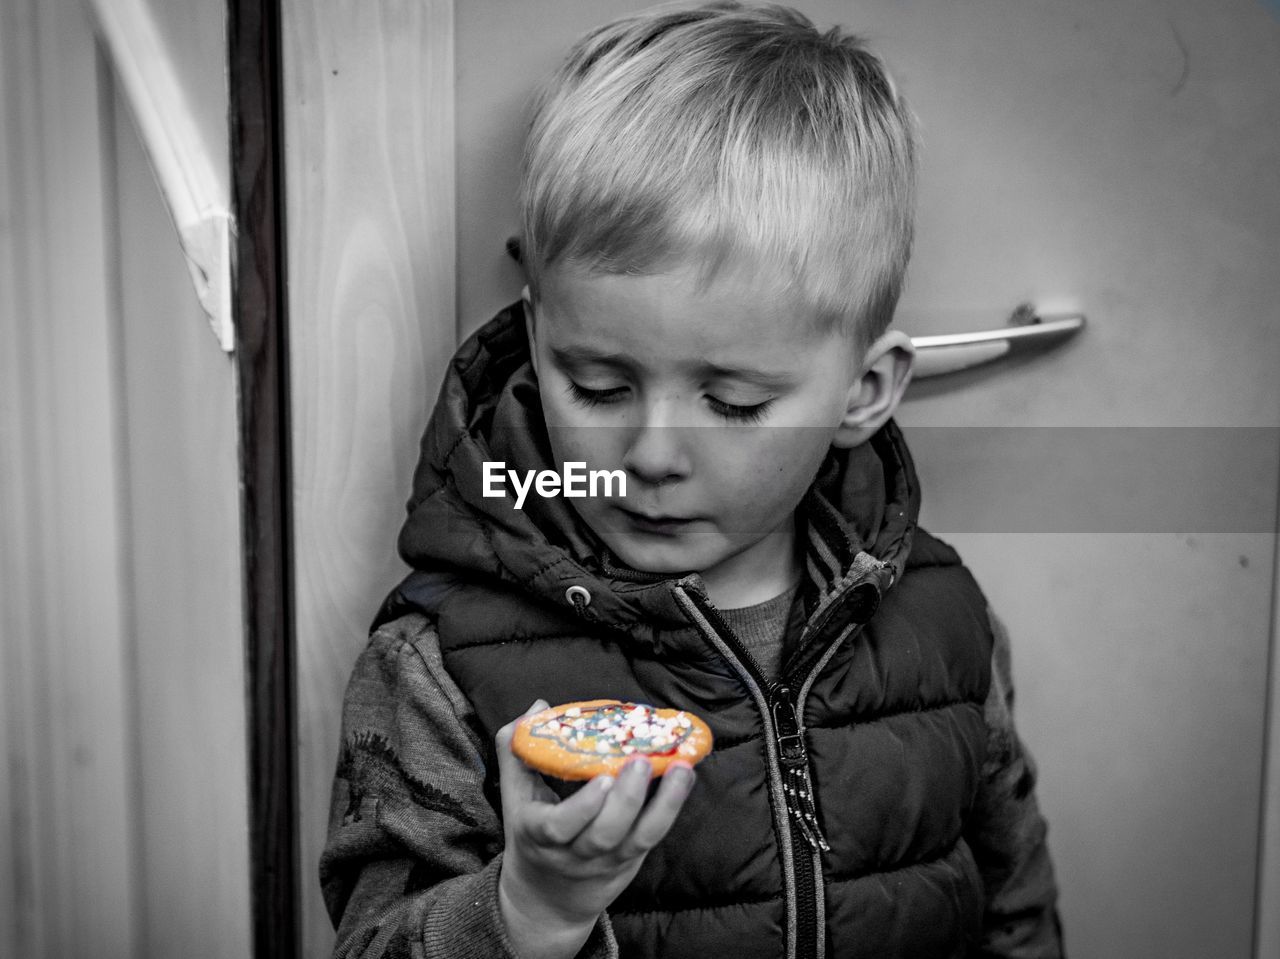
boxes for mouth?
[617,507,697,535]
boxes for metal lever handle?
[910,304,1086,379]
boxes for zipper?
[674,583,858,959]
[772,684,830,853]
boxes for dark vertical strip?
[228,0,298,957]
[1254,436,1280,959]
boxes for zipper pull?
[771,685,806,767]
[771,686,830,853]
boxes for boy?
[321,4,1063,958]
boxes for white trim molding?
[82,0,234,351]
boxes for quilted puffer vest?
[380,304,994,959]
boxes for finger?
[617,762,696,858]
[526,773,615,845]
[495,699,550,805]
[570,757,652,856]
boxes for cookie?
[511,699,713,780]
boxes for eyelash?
[566,382,773,424]
[708,396,773,424]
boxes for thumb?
[496,699,553,803]
[496,699,550,747]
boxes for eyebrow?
[696,361,793,388]
[549,345,791,387]
[549,345,634,369]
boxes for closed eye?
[567,382,628,407]
[569,382,772,423]
[707,397,772,424]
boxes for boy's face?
[527,261,889,605]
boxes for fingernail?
[670,764,694,790]
[625,758,651,781]
[596,776,615,793]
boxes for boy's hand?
[494,699,696,957]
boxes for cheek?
[544,423,626,472]
[710,429,829,504]
[539,372,593,454]
[536,372,571,429]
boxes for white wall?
[0,0,249,955]
[108,76,251,959]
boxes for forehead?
[536,262,845,369]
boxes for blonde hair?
[519,1,918,344]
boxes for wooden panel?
[0,0,139,954]
[107,78,252,959]
[280,2,457,955]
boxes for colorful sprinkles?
[530,702,695,757]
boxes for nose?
[621,411,692,486]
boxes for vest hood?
[392,301,921,638]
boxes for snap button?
[565,585,592,608]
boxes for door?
[449,2,1280,958]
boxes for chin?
[604,536,707,576]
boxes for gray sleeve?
[967,608,1065,959]
[319,614,618,958]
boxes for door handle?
[910,304,1085,379]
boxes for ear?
[521,285,540,378]
[832,330,915,448]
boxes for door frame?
[1257,510,1280,957]
[228,0,300,956]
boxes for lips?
[617,507,696,534]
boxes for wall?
[0,0,250,954]
[108,77,252,959]
[0,0,135,950]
